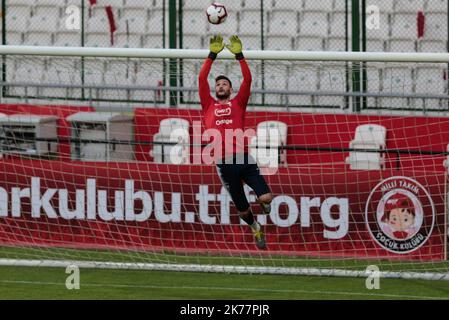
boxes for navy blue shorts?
[216,154,271,212]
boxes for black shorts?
[216,154,271,212]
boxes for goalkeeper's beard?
[216,91,231,100]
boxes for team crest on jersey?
[365,176,435,254]
[214,107,232,117]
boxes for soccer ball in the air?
[206,3,228,25]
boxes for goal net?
[0,47,448,280]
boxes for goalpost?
[0,45,448,281]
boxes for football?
[206,3,228,25]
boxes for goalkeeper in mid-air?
[198,35,273,249]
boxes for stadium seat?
[388,39,416,52]
[381,67,413,109]
[180,61,200,102]
[114,17,146,48]
[7,11,29,33]
[327,37,347,51]
[316,67,346,107]
[5,32,24,45]
[142,35,165,48]
[238,35,262,50]
[182,0,218,10]
[395,0,424,13]
[296,36,324,51]
[333,0,351,12]
[86,33,111,47]
[242,0,269,10]
[41,67,73,98]
[24,14,58,46]
[54,31,81,47]
[418,40,446,52]
[151,118,190,164]
[132,64,164,102]
[303,0,333,12]
[299,12,329,37]
[329,12,351,38]
[121,4,149,20]
[391,13,418,40]
[12,64,45,97]
[426,0,446,13]
[33,1,62,18]
[366,0,394,13]
[268,11,298,36]
[239,11,264,36]
[271,0,303,11]
[365,65,382,108]
[345,124,387,170]
[366,12,390,40]
[147,15,164,35]
[102,70,133,100]
[183,10,209,34]
[424,13,447,41]
[262,65,288,105]
[11,0,35,5]
[265,36,294,50]
[182,35,203,49]
[366,39,386,52]
[414,66,446,109]
[250,120,288,168]
[287,66,318,106]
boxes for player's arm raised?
[226,35,252,108]
[198,35,225,110]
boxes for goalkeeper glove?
[209,35,225,60]
[226,35,244,60]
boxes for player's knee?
[238,208,251,218]
[258,193,273,204]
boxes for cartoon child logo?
[365,176,435,254]
[379,193,420,240]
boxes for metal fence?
[0,0,448,113]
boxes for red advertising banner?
[0,159,445,260]
[0,105,446,261]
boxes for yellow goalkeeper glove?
[208,35,225,60]
[226,35,244,60]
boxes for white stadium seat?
[418,40,446,52]
[266,35,294,50]
[299,13,328,37]
[414,67,446,109]
[28,14,58,32]
[151,118,190,164]
[346,124,387,170]
[381,67,413,109]
[86,16,111,34]
[142,35,165,48]
[426,0,446,13]
[182,35,203,49]
[182,0,216,10]
[365,65,382,108]
[7,11,29,33]
[366,0,394,13]
[250,121,288,168]
[329,13,350,37]
[239,10,264,36]
[5,32,24,45]
[391,13,418,40]
[263,65,288,105]
[424,13,447,41]
[303,0,333,12]
[86,33,111,47]
[238,35,261,50]
[272,0,303,11]
[327,37,347,51]
[395,0,425,13]
[132,64,164,102]
[101,70,133,100]
[242,0,269,10]
[296,36,324,51]
[269,11,298,36]
[41,67,73,98]
[54,31,81,47]
[147,15,164,35]
[388,39,416,52]
[183,10,209,33]
[316,68,345,107]
[119,17,147,35]
[287,66,318,106]
[122,0,150,19]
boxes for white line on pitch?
[0,280,447,300]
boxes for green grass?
[0,246,449,299]
[0,266,448,300]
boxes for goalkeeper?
[199,35,273,249]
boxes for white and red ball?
[206,3,228,25]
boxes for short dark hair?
[215,75,232,88]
